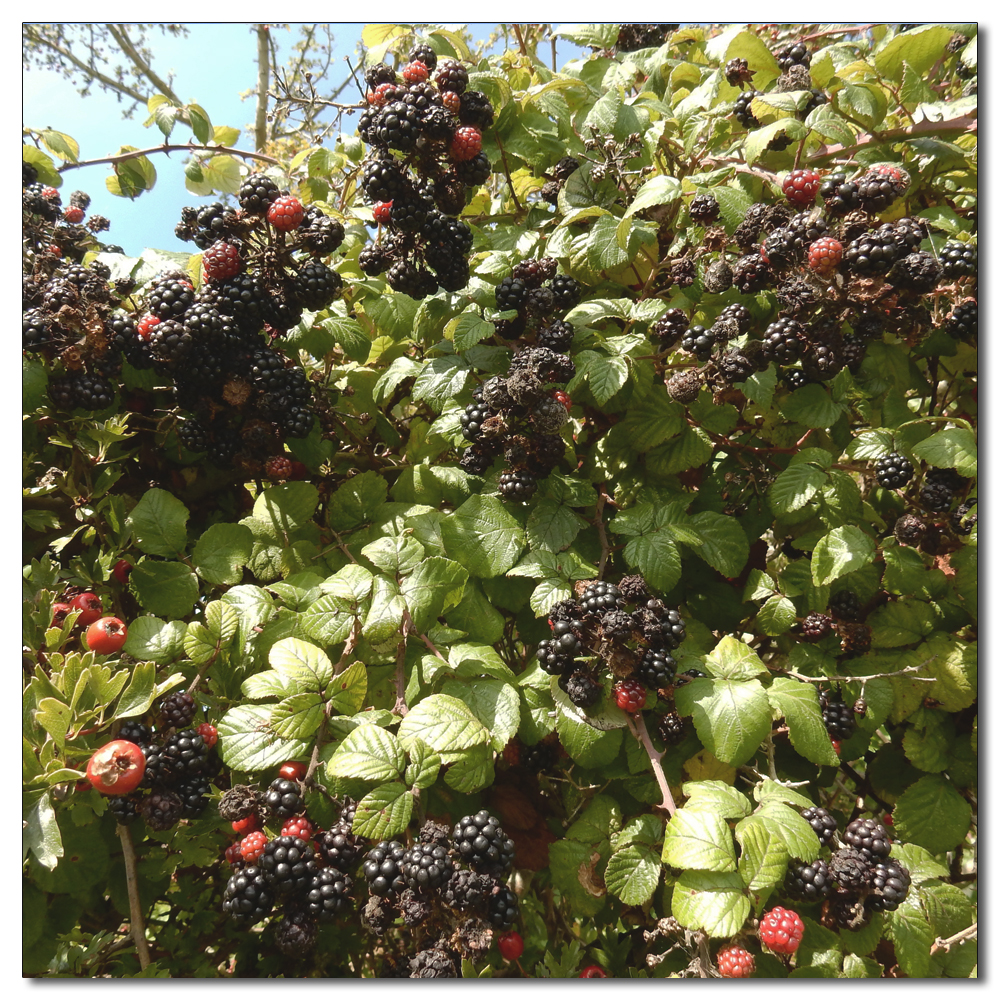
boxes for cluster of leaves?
[23,22,976,978]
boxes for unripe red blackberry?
[613,679,646,713]
[808,236,843,274]
[202,240,241,282]
[450,126,482,162]
[716,944,755,978]
[800,612,833,641]
[267,195,305,232]
[758,906,804,954]
[783,169,821,206]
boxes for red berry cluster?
[758,906,805,954]
[716,943,755,977]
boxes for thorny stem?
[118,823,151,970]
[763,730,779,780]
[627,712,676,816]
[782,661,937,684]
[58,142,280,173]
[931,923,977,953]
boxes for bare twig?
[254,24,270,152]
[626,712,676,816]
[492,129,524,214]
[108,24,182,106]
[58,142,280,173]
[931,923,977,953]
[782,661,938,684]
[595,491,613,579]
[117,823,151,970]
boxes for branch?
[626,712,676,816]
[254,24,270,152]
[492,129,524,215]
[118,823,151,970]
[23,24,148,106]
[931,923,977,954]
[58,141,281,173]
[782,661,938,684]
[107,24,182,106]
[808,114,977,164]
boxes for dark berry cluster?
[355,44,495,298]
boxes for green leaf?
[605,843,662,905]
[888,895,935,978]
[735,815,790,892]
[404,738,441,790]
[671,870,751,938]
[270,692,325,740]
[121,617,186,665]
[810,525,877,587]
[624,175,682,217]
[769,463,828,514]
[114,661,158,719]
[218,704,309,772]
[892,774,972,854]
[400,557,468,633]
[192,522,253,585]
[767,677,839,766]
[327,661,368,716]
[130,560,199,619]
[448,310,495,351]
[186,103,212,143]
[253,482,319,535]
[351,782,413,839]
[875,25,957,82]
[780,384,847,429]
[689,511,749,579]
[35,698,71,749]
[361,576,406,643]
[442,742,496,793]
[441,678,520,752]
[869,601,940,647]
[675,676,772,766]
[126,488,189,557]
[757,595,798,636]
[299,595,355,647]
[912,427,977,478]
[555,701,623,768]
[440,495,525,578]
[23,790,63,869]
[704,635,769,681]
[836,83,888,131]
[412,356,471,411]
[328,723,406,782]
[361,534,424,576]
[662,804,737,872]
[269,637,334,690]
[397,694,492,754]
[39,129,79,163]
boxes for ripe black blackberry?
[893,512,927,546]
[298,210,345,255]
[487,885,519,930]
[454,152,491,187]
[761,317,805,365]
[435,60,469,94]
[315,820,364,872]
[690,194,721,223]
[264,777,305,819]
[292,261,342,310]
[640,602,686,650]
[408,42,438,71]
[494,275,529,313]
[681,324,714,361]
[580,581,623,615]
[161,728,209,778]
[951,499,977,536]
[559,669,603,708]
[829,590,862,621]
[635,649,677,691]
[939,240,977,277]
[829,847,874,890]
[239,173,281,213]
[733,90,762,128]
[844,817,892,859]
[365,62,397,90]
[259,835,318,896]
[525,286,556,317]
[818,172,861,215]
[160,690,197,729]
[866,859,911,912]
[802,335,844,382]
[717,349,757,385]
[548,274,582,311]
[657,711,687,746]
[363,840,407,897]
[537,319,575,351]
[452,809,516,876]
[460,400,492,442]
[511,257,552,288]
[117,721,152,746]
[375,101,422,151]
[651,308,690,349]
[176,775,211,819]
[108,795,142,824]
[223,865,275,926]
[874,452,914,490]
[147,275,194,320]
[762,227,805,269]
[784,859,832,902]
[498,468,538,501]
[843,230,900,274]
[401,842,454,891]
[801,806,838,845]
[141,790,184,831]
[306,868,354,921]
[731,252,773,294]
[920,467,964,511]
[857,166,909,213]
[946,301,977,340]
[820,691,856,741]
[536,638,576,676]
[459,442,498,475]
[800,612,833,642]
[775,42,811,70]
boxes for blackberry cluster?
[946,300,977,340]
[538,155,580,205]
[105,695,218,833]
[537,577,686,718]
[874,452,914,489]
[939,240,977,278]
[820,690,856,741]
[356,46,494,298]
[458,342,577,495]
[615,24,677,51]
[920,467,966,512]
[493,258,582,343]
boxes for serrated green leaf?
[757,595,797,636]
[624,175,682,218]
[440,494,525,578]
[253,482,319,535]
[811,525,877,587]
[770,463,828,514]
[270,691,325,740]
[767,677,839,766]
[351,782,413,839]
[183,622,217,666]
[23,790,63,869]
[400,556,468,633]
[605,843,662,905]
[269,637,334,690]
[121,617,186,665]
[442,741,495,793]
[689,511,749,579]
[705,636,769,681]
[404,737,441,790]
[397,693,491,754]
[662,804,737,872]
[735,815,790,892]
[892,774,972,854]
[328,723,405,781]
[192,522,253,585]
[780,383,847,429]
[912,427,977,478]
[129,561,199,619]
[441,678,519,752]
[327,661,367,716]
[671,870,750,937]
[675,676,772,766]
[114,661,158,719]
[126,488,189,557]
[218,703,309,772]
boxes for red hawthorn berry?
[614,678,646,714]
[450,126,483,162]
[72,591,103,627]
[808,236,843,275]
[232,814,261,836]
[112,559,132,585]
[76,779,93,792]
[782,169,821,206]
[240,830,268,863]
[267,195,304,232]
[63,206,85,224]
[497,930,524,962]
[758,906,804,955]
[51,602,73,627]
[279,761,308,781]
[85,617,127,655]
[716,944,755,978]
[373,201,393,225]
[579,965,608,978]
[86,739,145,796]
[402,60,429,84]
[196,723,218,749]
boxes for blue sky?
[22,23,586,257]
